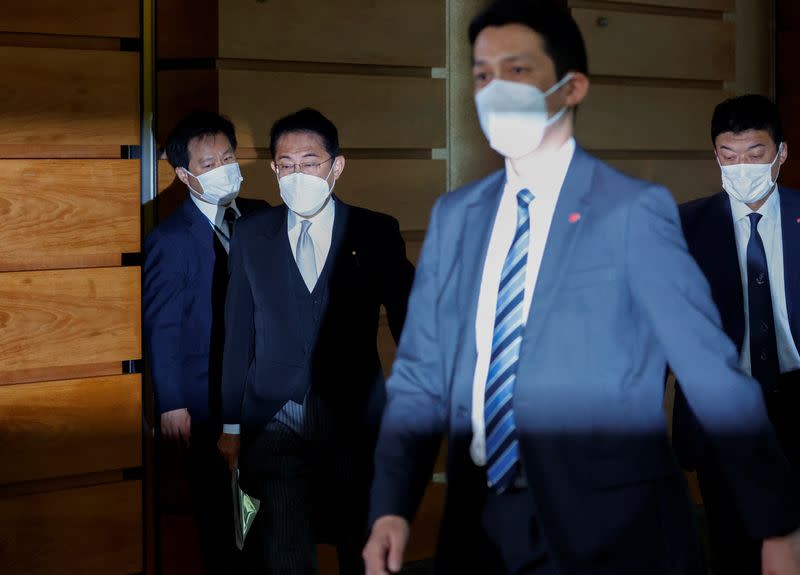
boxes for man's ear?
[332,155,346,179]
[779,142,789,167]
[175,167,190,187]
[565,72,589,108]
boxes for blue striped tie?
[485,188,534,491]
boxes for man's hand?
[217,433,241,471]
[363,515,410,575]
[763,529,800,574]
[160,408,191,447]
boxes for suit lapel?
[780,187,800,350]
[519,147,594,357]
[182,199,215,252]
[705,193,745,349]
[257,205,299,324]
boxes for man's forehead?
[715,129,774,148]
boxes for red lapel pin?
[796,217,800,224]
[568,212,581,224]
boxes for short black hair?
[164,110,237,170]
[269,108,340,159]
[468,0,588,79]
[711,94,783,146]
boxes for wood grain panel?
[236,159,445,231]
[156,69,219,146]
[578,84,727,151]
[574,8,734,80]
[0,267,141,382]
[604,157,721,204]
[0,47,139,148]
[218,0,446,67]
[1,1,140,38]
[0,160,140,272]
[609,0,734,9]
[0,375,141,485]
[220,70,446,150]
[0,481,142,574]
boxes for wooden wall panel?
[0,375,141,485]
[1,1,140,38]
[218,0,446,67]
[219,70,446,150]
[0,47,139,147]
[574,8,734,80]
[0,160,140,272]
[577,85,726,151]
[0,481,142,574]
[0,267,141,384]
[608,0,733,9]
[156,69,219,146]
[236,159,445,231]
[605,157,721,204]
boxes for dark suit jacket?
[143,196,267,423]
[221,199,414,434]
[673,187,800,469]
[369,148,800,575]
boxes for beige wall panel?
[1,1,140,38]
[220,70,446,150]
[0,375,141,485]
[237,159,444,231]
[605,157,721,203]
[594,0,734,9]
[0,268,141,382]
[574,8,734,80]
[0,160,140,272]
[0,481,142,574]
[219,0,445,67]
[0,47,139,147]
[577,84,727,151]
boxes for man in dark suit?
[363,3,800,575]
[672,94,800,574]
[217,107,414,574]
[143,111,267,574]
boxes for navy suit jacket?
[369,147,800,575]
[673,187,800,468]
[143,196,267,423]
[221,200,414,434]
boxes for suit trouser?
[240,420,367,575]
[183,423,242,575]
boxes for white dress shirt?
[729,189,800,375]
[222,198,336,436]
[189,194,240,251]
[470,138,576,465]
[287,198,336,286]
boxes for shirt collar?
[504,137,576,197]
[287,196,336,235]
[189,194,240,228]
[729,186,780,223]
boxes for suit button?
[456,406,468,418]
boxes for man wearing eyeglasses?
[217,107,415,574]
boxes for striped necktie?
[747,212,779,390]
[485,188,534,491]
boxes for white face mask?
[278,164,336,218]
[475,74,573,159]
[718,144,783,204]
[184,162,243,205]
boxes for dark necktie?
[747,212,779,391]
[223,206,237,239]
[484,188,534,492]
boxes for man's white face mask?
[474,73,573,159]
[184,162,243,205]
[717,143,783,205]
[277,163,336,218]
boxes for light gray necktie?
[296,220,318,291]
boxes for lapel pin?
[796,217,800,224]
[568,212,581,224]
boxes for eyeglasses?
[275,157,333,176]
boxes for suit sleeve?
[626,185,800,539]
[221,228,255,425]
[369,200,448,525]
[379,216,415,343]
[142,229,187,415]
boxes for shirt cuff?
[222,424,241,435]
